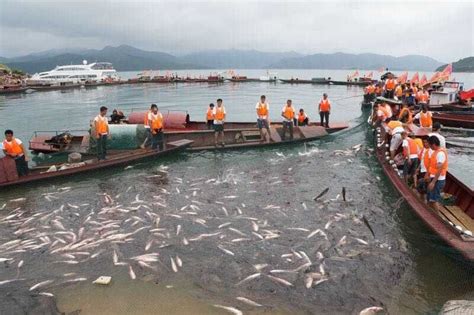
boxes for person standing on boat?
[416,138,431,196]
[398,103,413,124]
[256,95,270,143]
[318,93,331,128]
[394,84,403,101]
[140,104,154,149]
[426,136,448,209]
[401,131,420,185]
[297,109,309,126]
[417,88,430,106]
[149,104,164,150]
[281,100,295,140]
[206,103,215,130]
[384,76,396,99]
[94,106,109,161]
[213,99,226,146]
[2,130,29,176]
[414,105,433,129]
[387,120,404,159]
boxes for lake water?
[0,69,473,314]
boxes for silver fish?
[267,275,293,286]
[236,297,262,307]
[236,273,261,286]
[128,265,136,280]
[218,246,235,256]
[212,305,242,315]
[30,280,54,291]
[170,256,178,272]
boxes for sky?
[0,0,473,62]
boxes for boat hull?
[433,112,474,129]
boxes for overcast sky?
[0,0,472,62]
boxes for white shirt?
[213,106,226,124]
[281,105,296,122]
[144,111,152,129]
[428,132,446,149]
[256,102,269,119]
[392,126,404,135]
[420,148,429,173]
[430,150,447,180]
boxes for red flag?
[410,72,419,84]
[429,71,441,83]
[420,74,428,86]
[378,67,385,73]
[438,64,452,81]
[397,72,408,84]
[366,71,373,79]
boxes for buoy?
[464,230,473,237]
[455,225,463,232]
[385,144,389,148]
[385,156,390,161]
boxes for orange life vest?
[428,148,448,177]
[150,112,164,130]
[320,99,331,112]
[298,113,306,122]
[414,138,423,150]
[403,138,419,158]
[398,107,412,123]
[283,106,295,120]
[387,120,402,130]
[144,111,151,127]
[2,138,24,156]
[215,107,225,120]
[419,91,429,103]
[412,86,418,95]
[95,115,108,135]
[385,79,396,90]
[365,85,375,94]
[206,108,214,120]
[257,103,268,117]
[419,112,432,127]
[419,147,430,171]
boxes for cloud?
[0,0,472,61]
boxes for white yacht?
[29,60,119,85]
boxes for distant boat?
[259,72,278,82]
[28,60,120,86]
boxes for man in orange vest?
[141,104,155,149]
[149,104,164,150]
[255,95,270,143]
[213,99,226,146]
[401,131,420,185]
[416,138,431,197]
[93,106,109,160]
[281,99,295,140]
[2,129,29,176]
[206,103,215,130]
[297,108,309,126]
[318,93,331,128]
[384,77,396,99]
[414,105,433,129]
[426,135,448,208]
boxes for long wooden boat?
[227,77,260,82]
[433,111,474,129]
[279,79,315,84]
[126,111,349,151]
[329,80,372,86]
[0,139,192,188]
[372,124,474,261]
[0,86,29,95]
[27,83,83,91]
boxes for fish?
[0,279,25,286]
[212,305,243,315]
[64,277,87,283]
[251,221,259,232]
[236,273,261,286]
[29,280,54,291]
[359,307,384,315]
[182,237,189,245]
[130,253,159,262]
[218,222,232,229]
[170,257,178,272]
[17,260,24,268]
[176,255,182,267]
[324,221,332,230]
[313,188,329,201]
[267,275,293,286]
[229,228,247,237]
[128,265,136,280]
[0,258,13,262]
[342,187,346,201]
[39,292,54,297]
[305,274,314,289]
[218,246,235,256]
[337,235,347,246]
[113,250,119,264]
[145,240,153,251]
[176,225,182,236]
[362,215,376,238]
[314,278,328,286]
[236,297,262,307]
[354,238,369,245]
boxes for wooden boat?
[29,131,90,154]
[227,76,260,82]
[279,79,314,84]
[311,77,331,84]
[0,139,193,188]
[207,75,224,83]
[0,85,29,95]
[27,82,82,91]
[372,123,474,261]
[433,111,474,129]
[329,80,372,86]
[127,111,349,151]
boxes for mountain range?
[1,45,448,73]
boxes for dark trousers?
[385,90,394,99]
[97,135,107,160]
[143,128,152,147]
[14,155,29,176]
[298,118,309,126]
[152,130,164,150]
[207,120,214,130]
[282,121,293,140]
[320,111,329,127]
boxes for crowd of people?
[371,76,448,212]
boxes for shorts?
[403,158,419,176]
[390,133,402,152]
[427,179,445,203]
[213,124,224,132]
[257,119,269,129]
